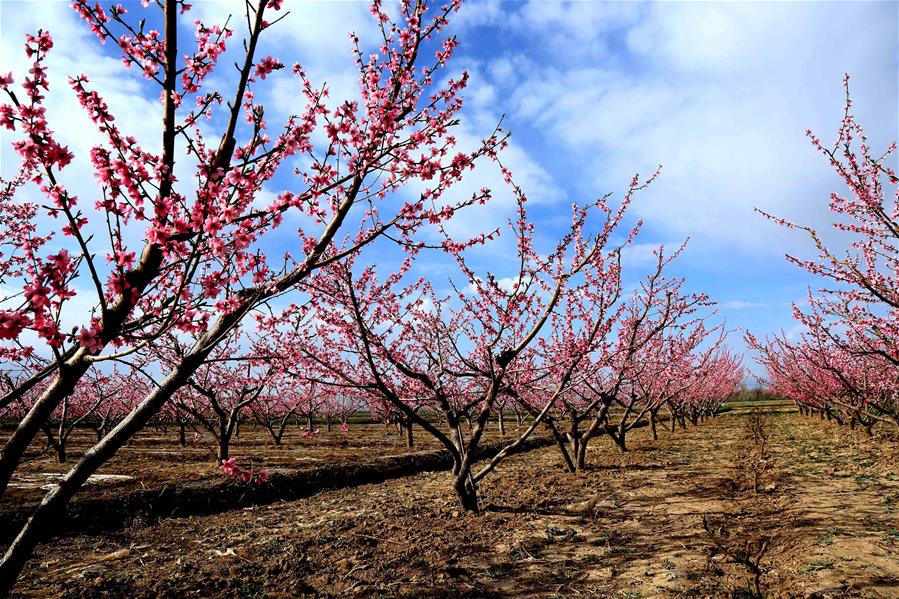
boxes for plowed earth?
[8,412,899,598]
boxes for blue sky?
[444,1,898,337]
[1,1,897,381]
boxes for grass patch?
[484,564,515,579]
[819,527,843,546]
[800,561,832,574]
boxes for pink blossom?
[219,457,239,476]
[75,320,104,353]
[253,56,283,80]
[24,283,50,310]
[0,311,30,340]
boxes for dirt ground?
[8,411,899,598]
[3,421,484,506]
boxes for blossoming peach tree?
[532,244,738,469]
[0,0,509,588]
[750,77,899,434]
[159,327,278,463]
[279,168,660,510]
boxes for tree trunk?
[41,425,66,465]
[307,413,314,432]
[650,411,658,440]
[609,426,627,453]
[178,422,187,447]
[453,475,478,512]
[548,423,576,474]
[498,410,505,436]
[575,437,588,472]
[405,417,414,448]
[217,417,230,463]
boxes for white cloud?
[454,1,505,29]
[720,301,769,310]
[455,1,897,259]
[619,241,660,268]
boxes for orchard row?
[0,0,894,592]
[749,78,899,436]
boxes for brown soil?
[8,412,899,598]
[3,421,503,507]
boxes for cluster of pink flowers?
[0,311,30,340]
[182,21,232,94]
[74,318,104,353]
[219,457,269,485]
[23,250,78,347]
[253,56,283,81]
[71,1,110,44]
[3,31,74,175]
